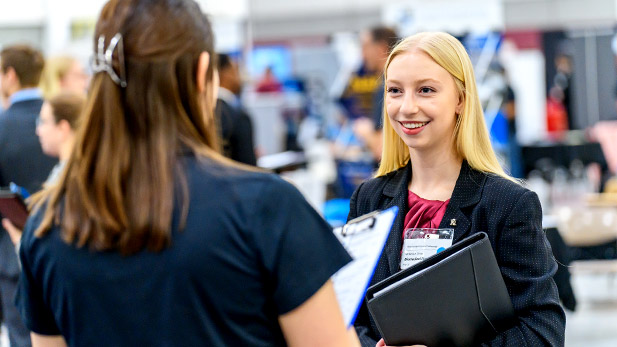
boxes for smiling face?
[385,50,462,156]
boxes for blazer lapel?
[380,161,486,274]
[382,162,412,275]
[438,161,486,243]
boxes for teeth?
[402,122,428,129]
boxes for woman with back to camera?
[348,32,565,347]
[16,1,359,346]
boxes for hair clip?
[91,33,127,88]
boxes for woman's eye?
[387,87,401,94]
[419,87,434,93]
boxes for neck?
[59,136,74,162]
[6,85,20,98]
[408,146,462,201]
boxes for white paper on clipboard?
[332,206,398,327]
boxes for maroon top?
[403,190,450,232]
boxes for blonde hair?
[39,56,78,99]
[377,32,512,181]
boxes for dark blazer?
[215,99,257,166]
[349,161,565,347]
[0,98,57,278]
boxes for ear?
[196,52,210,93]
[455,93,464,115]
[57,119,73,134]
[5,67,19,87]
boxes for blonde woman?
[348,32,565,347]
[39,56,89,99]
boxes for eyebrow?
[386,78,442,85]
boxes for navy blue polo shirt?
[16,155,351,346]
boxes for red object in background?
[256,78,282,93]
[503,30,542,50]
[256,69,283,93]
[546,97,569,133]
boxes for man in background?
[0,44,57,347]
[0,80,8,112]
[341,26,398,161]
[553,53,573,129]
[214,53,257,165]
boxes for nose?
[399,93,419,116]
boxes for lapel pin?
[450,219,457,226]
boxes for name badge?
[400,228,454,270]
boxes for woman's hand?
[2,218,23,246]
[376,338,427,347]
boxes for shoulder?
[479,173,539,214]
[354,170,397,199]
[350,166,404,214]
[7,99,43,115]
[215,99,238,119]
[215,99,232,112]
[187,156,301,201]
[0,102,39,125]
[482,174,531,201]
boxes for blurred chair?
[556,205,617,246]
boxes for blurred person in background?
[256,66,283,93]
[341,26,398,161]
[348,32,564,347]
[551,53,573,130]
[214,53,257,165]
[0,44,57,347]
[35,92,84,184]
[39,55,89,99]
[14,1,360,346]
[546,85,569,134]
[0,79,8,111]
[496,64,523,178]
[2,92,85,247]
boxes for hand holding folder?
[332,207,398,327]
[366,232,515,347]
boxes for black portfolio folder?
[365,232,515,347]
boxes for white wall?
[383,0,504,37]
[0,0,247,55]
[504,0,617,29]
[504,48,547,144]
[249,0,383,19]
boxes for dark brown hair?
[0,44,45,87]
[217,53,233,72]
[34,0,222,254]
[370,26,399,52]
[48,92,85,129]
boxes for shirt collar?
[9,88,42,105]
[384,160,484,208]
[217,87,239,107]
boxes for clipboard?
[365,232,515,346]
[331,206,398,327]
